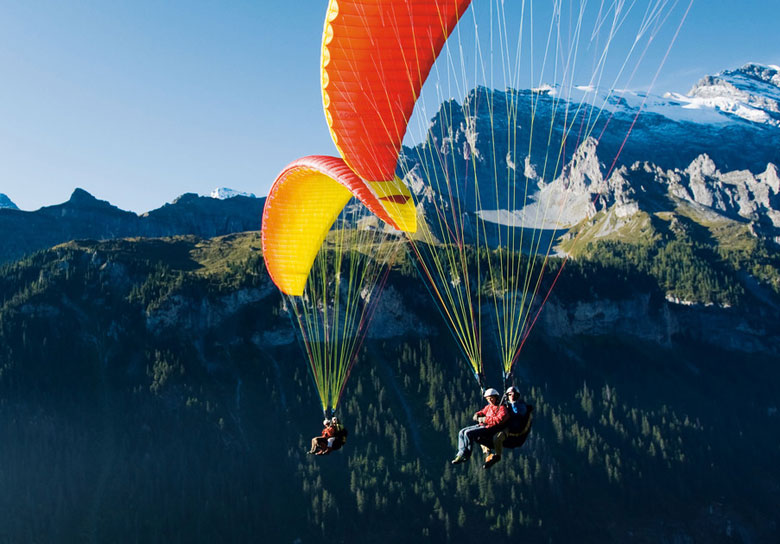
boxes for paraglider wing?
[321,0,473,233]
[262,155,408,296]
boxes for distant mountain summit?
[210,187,256,199]
[0,194,18,210]
[669,63,780,127]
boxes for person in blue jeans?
[451,388,508,465]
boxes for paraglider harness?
[329,423,348,451]
[501,402,533,448]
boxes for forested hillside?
[0,234,778,543]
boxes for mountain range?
[401,63,780,252]
[0,189,265,264]
[3,63,779,265]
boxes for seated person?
[308,417,348,455]
[451,388,508,465]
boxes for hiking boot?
[482,453,501,469]
[451,454,468,465]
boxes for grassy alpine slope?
[0,232,778,542]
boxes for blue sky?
[0,0,777,213]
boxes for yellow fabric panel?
[367,175,417,233]
[366,178,407,199]
[263,168,352,296]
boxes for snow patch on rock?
[210,187,256,199]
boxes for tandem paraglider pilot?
[478,385,534,469]
[451,388,508,465]
[308,417,348,456]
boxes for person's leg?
[493,431,506,457]
[457,424,482,458]
[462,425,488,457]
[481,429,504,468]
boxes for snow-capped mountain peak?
[679,63,780,127]
[210,187,256,200]
[537,63,780,128]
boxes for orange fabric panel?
[261,155,406,296]
[322,0,472,182]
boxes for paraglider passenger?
[309,418,335,454]
[484,386,534,469]
[451,388,508,465]
[308,417,349,455]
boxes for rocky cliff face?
[402,63,780,239]
[401,64,780,247]
[510,142,780,240]
[540,291,779,354]
[6,235,776,361]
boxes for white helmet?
[323,419,331,426]
[483,388,500,398]
[331,416,339,424]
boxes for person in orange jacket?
[309,418,336,454]
[308,417,348,455]
[451,388,508,465]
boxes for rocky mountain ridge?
[0,188,265,264]
[401,63,780,246]
[506,138,780,242]
[674,63,780,127]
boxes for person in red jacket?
[308,417,348,455]
[309,418,337,454]
[451,388,508,465]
